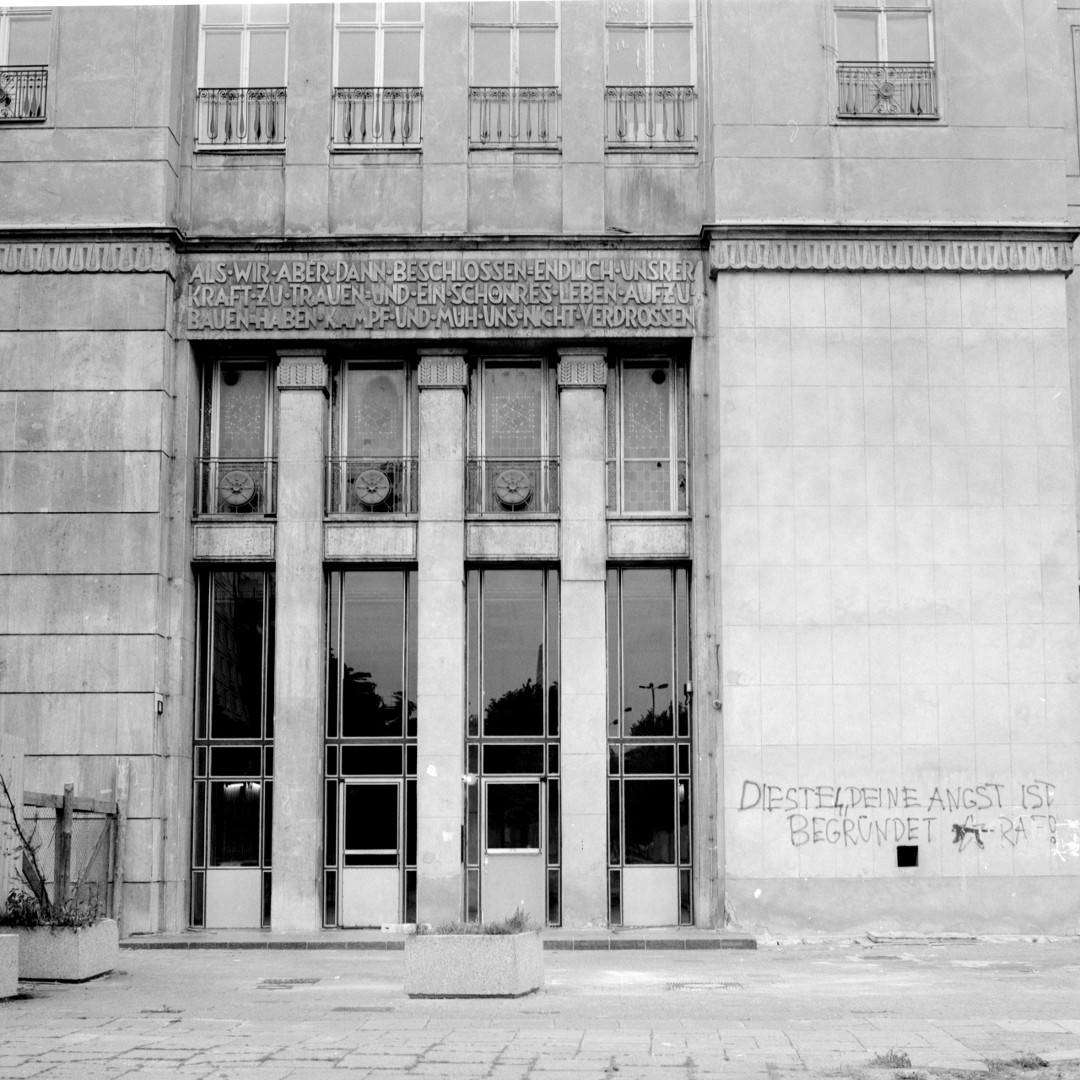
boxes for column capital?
[277,350,328,395]
[417,350,468,389]
[557,348,607,389]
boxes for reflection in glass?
[211,571,268,740]
[623,779,674,864]
[343,783,398,866]
[486,783,541,851]
[341,571,407,737]
[621,568,673,736]
[209,781,261,866]
[482,570,545,736]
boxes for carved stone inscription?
[182,251,699,338]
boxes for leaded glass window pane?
[217,363,268,459]
[346,365,405,456]
[484,365,542,458]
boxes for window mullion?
[878,10,887,64]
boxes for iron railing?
[195,458,276,516]
[0,66,47,121]
[605,86,695,149]
[836,62,937,118]
[466,458,559,514]
[326,457,418,514]
[333,87,422,149]
[470,86,560,148]
[196,87,286,149]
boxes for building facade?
[1,0,1079,936]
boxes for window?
[334,2,423,149]
[467,360,558,514]
[605,0,695,148]
[0,7,50,121]
[470,1,559,148]
[197,4,288,149]
[465,568,561,923]
[325,570,418,926]
[328,362,417,514]
[191,570,275,928]
[607,359,687,515]
[607,566,691,926]
[835,0,936,118]
[196,359,275,516]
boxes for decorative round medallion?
[218,469,257,508]
[354,468,392,506]
[877,81,895,100]
[494,468,532,508]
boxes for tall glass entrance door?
[340,780,402,927]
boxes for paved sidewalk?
[2,937,1080,1079]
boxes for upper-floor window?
[197,4,288,150]
[328,361,418,514]
[470,1,559,149]
[197,359,276,516]
[0,7,49,122]
[835,0,937,118]
[605,0,694,149]
[334,2,423,149]
[467,360,558,514]
[607,359,687,515]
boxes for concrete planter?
[0,934,17,999]
[17,918,119,982]
[405,930,543,998]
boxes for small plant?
[870,1049,913,1070]
[416,910,538,936]
[987,1056,1049,1073]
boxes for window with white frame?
[835,0,937,118]
[605,0,694,148]
[470,1,559,148]
[0,7,50,121]
[197,5,288,148]
[334,2,423,148]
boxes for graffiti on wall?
[737,779,1075,857]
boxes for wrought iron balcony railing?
[470,86,560,149]
[195,458,276,516]
[467,458,559,515]
[196,87,286,149]
[605,86,695,149]
[836,62,937,118]
[0,66,47,121]
[333,87,422,149]
[326,457,418,514]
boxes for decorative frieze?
[557,350,608,388]
[277,350,328,392]
[708,233,1076,275]
[0,241,174,274]
[418,354,468,388]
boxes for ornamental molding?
[707,232,1077,275]
[557,355,608,388]
[418,355,468,388]
[277,353,328,392]
[0,241,175,274]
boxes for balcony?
[196,87,286,150]
[0,66,47,121]
[326,458,418,515]
[195,459,276,516]
[469,86,560,150]
[333,87,422,150]
[467,458,559,515]
[836,62,937,119]
[605,86,695,150]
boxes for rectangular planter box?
[405,930,543,998]
[0,934,17,999]
[17,918,119,982]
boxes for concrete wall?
[0,259,190,933]
[715,269,1080,934]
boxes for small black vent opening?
[897,845,918,868]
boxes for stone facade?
[0,2,1078,937]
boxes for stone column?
[415,351,468,923]
[270,350,327,932]
[557,349,609,927]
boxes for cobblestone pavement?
[1,939,1079,1079]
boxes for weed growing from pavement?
[988,1057,1049,1072]
[869,1049,913,1069]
